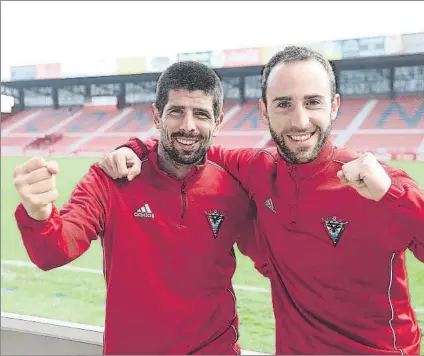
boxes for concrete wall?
[1,312,267,355]
[1,312,102,355]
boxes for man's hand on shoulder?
[337,152,392,202]
[14,157,60,221]
[99,147,142,181]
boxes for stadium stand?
[1,97,423,156]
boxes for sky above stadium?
[1,0,423,84]
[1,1,423,77]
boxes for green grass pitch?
[1,156,423,353]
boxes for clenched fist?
[13,157,60,221]
[337,152,392,202]
[99,147,141,181]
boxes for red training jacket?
[15,145,268,355]
[124,137,424,355]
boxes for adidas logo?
[264,198,276,213]
[134,204,155,218]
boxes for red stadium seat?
[1,97,423,156]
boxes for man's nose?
[290,106,310,129]
[180,112,197,132]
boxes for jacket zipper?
[179,182,187,226]
[288,166,299,228]
[177,167,199,227]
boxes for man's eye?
[196,112,209,119]
[277,102,291,108]
[307,100,320,106]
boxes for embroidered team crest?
[205,210,225,239]
[264,198,276,213]
[322,216,348,246]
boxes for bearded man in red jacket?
[102,46,424,355]
[13,61,269,355]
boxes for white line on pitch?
[2,260,423,313]
[1,259,270,293]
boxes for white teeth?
[176,138,197,145]
[288,134,312,142]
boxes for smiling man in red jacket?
[13,61,269,355]
[103,46,424,354]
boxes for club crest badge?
[205,210,225,239]
[264,198,276,213]
[322,216,348,246]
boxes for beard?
[160,129,211,166]
[269,116,333,164]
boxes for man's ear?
[152,103,161,129]
[212,111,224,137]
[331,94,341,122]
[259,99,270,126]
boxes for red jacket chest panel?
[101,164,252,292]
[249,157,401,293]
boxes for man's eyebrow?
[272,96,292,102]
[304,94,325,100]
[193,107,212,114]
[167,105,184,110]
[167,105,212,115]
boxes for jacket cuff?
[14,204,56,232]
[379,181,405,206]
[115,137,147,158]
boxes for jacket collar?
[147,141,207,183]
[276,140,335,181]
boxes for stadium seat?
[1,97,423,155]
[360,96,424,130]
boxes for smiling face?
[260,59,340,164]
[153,89,223,165]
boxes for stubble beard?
[269,116,333,164]
[160,129,211,166]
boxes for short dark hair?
[155,61,224,120]
[261,45,336,107]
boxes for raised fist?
[13,157,60,220]
[337,152,391,202]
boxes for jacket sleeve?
[235,202,270,278]
[207,146,260,194]
[14,165,110,271]
[118,137,258,193]
[379,168,424,262]
[116,136,154,157]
